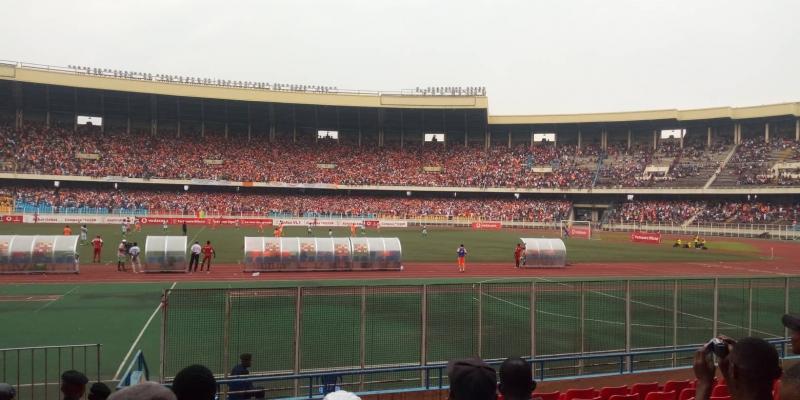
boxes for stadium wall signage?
[471,221,502,229]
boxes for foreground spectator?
[781,363,800,400]
[171,365,216,400]
[108,382,176,400]
[229,353,264,399]
[0,383,15,400]
[60,370,89,400]
[783,313,800,354]
[693,336,781,400]
[448,358,497,400]
[499,357,536,400]
[89,382,111,400]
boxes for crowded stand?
[9,186,573,221]
[608,200,800,226]
[715,138,800,186]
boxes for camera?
[706,338,729,358]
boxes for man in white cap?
[783,313,800,354]
[0,383,15,400]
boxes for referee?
[188,241,201,272]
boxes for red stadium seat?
[678,388,695,400]
[609,395,639,400]
[663,381,690,396]
[630,383,660,400]
[600,386,629,400]
[534,391,561,400]
[564,388,599,400]
[711,385,729,398]
[644,391,676,400]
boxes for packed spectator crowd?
[607,200,800,226]
[721,138,800,186]
[9,186,573,222]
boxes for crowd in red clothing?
[608,200,800,225]
[10,186,573,222]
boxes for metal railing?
[211,339,796,400]
[605,221,800,240]
[0,344,101,400]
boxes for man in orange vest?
[63,225,72,235]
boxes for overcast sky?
[3,0,799,115]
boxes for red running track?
[1,238,797,284]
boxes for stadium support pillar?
[764,122,769,143]
[100,92,105,133]
[247,104,252,141]
[150,95,157,137]
[176,98,181,138]
[45,86,50,128]
[292,106,297,143]
[627,129,631,150]
[378,109,385,147]
[796,118,800,141]
[601,129,608,150]
[400,110,405,150]
[734,123,741,145]
[126,94,131,134]
[314,107,319,140]
[707,126,712,148]
[679,129,683,148]
[224,102,229,139]
[14,108,22,129]
[200,101,205,138]
[73,88,78,132]
[507,130,512,149]
[464,111,468,147]
[652,130,658,150]
[268,103,275,141]
[577,130,582,149]
[12,82,23,129]
[357,109,362,147]
[485,128,490,150]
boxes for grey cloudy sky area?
[2,0,799,115]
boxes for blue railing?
[208,339,795,400]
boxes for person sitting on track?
[447,358,497,400]
[693,336,781,400]
[499,357,536,400]
[109,381,175,400]
[171,364,216,400]
[673,238,682,248]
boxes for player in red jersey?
[200,240,216,272]
[91,235,103,263]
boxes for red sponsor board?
[1,215,22,223]
[630,231,662,244]
[363,220,380,228]
[569,227,592,239]
[471,221,502,230]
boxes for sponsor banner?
[377,220,408,228]
[630,231,662,244]
[203,159,224,165]
[569,226,592,239]
[140,217,273,226]
[1,215,22,223]
[423,166,442,172]
[23,214,105,224]
[275,219,308,226]
[104,216,131,224]
[75,152,101,160]
[363,220,380,228]
[316,163,337,169]
[190,179,231,186]
[471,221,502,230]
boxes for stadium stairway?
[704,145,738,188]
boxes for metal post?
[294,287,302,397]
[359,286,366,392]
[748,279,753,336]
[30,348,33,400]
[579,282,585,374]
[530,281,536,360]
[221,293,232,399]
[44,349,48,400]
[477,283,483,358]
[420,285,428,386]
[673,280,679,365]
[713,278,720,337]
[625,280,631,372]
[785,277,791,340]
[159,289,168,383]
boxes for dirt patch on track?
[0,295,61,302]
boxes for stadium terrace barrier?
[161,277,800,391]
[208,339,797,400]
[0,344,101,400]
[606,222,800,240]
[0,235,80,274]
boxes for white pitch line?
[113,281,177,381]
[34,286,78,313]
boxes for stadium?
[1,22,800,400]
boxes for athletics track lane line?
[113,281,177,381]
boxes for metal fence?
[0,344,101,400]
[161,277,800,389]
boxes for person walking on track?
[188,241,201,272]
[514,243,524,268]
[456,244,468,273]
[201,240,216,273]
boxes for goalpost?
[560,220,592,239]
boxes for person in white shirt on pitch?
[129,242,142,273]
[189,241,202,272]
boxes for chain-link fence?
[161,277,796,391]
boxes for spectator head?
[781,363,800,400]
[108,382,176,400]
[323,391,361,400]
[133,242,138,246]
[96,235,101,238]
[240,353,252,368]
[719,337,781,399]
[447,358,497,400]
[194,241,199,244]
[782,313,800,354]
[171,364,216,400]
[0,383,15,400]
[498,357,535,400]
[60,370,89,400]
[88,382,111,400]
[206,241,210,245]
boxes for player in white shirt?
[129,242,142,273]
[162,221,168,232]
[188,241,202,272]
[80,224,89,245]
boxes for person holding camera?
[693,336,781,400]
